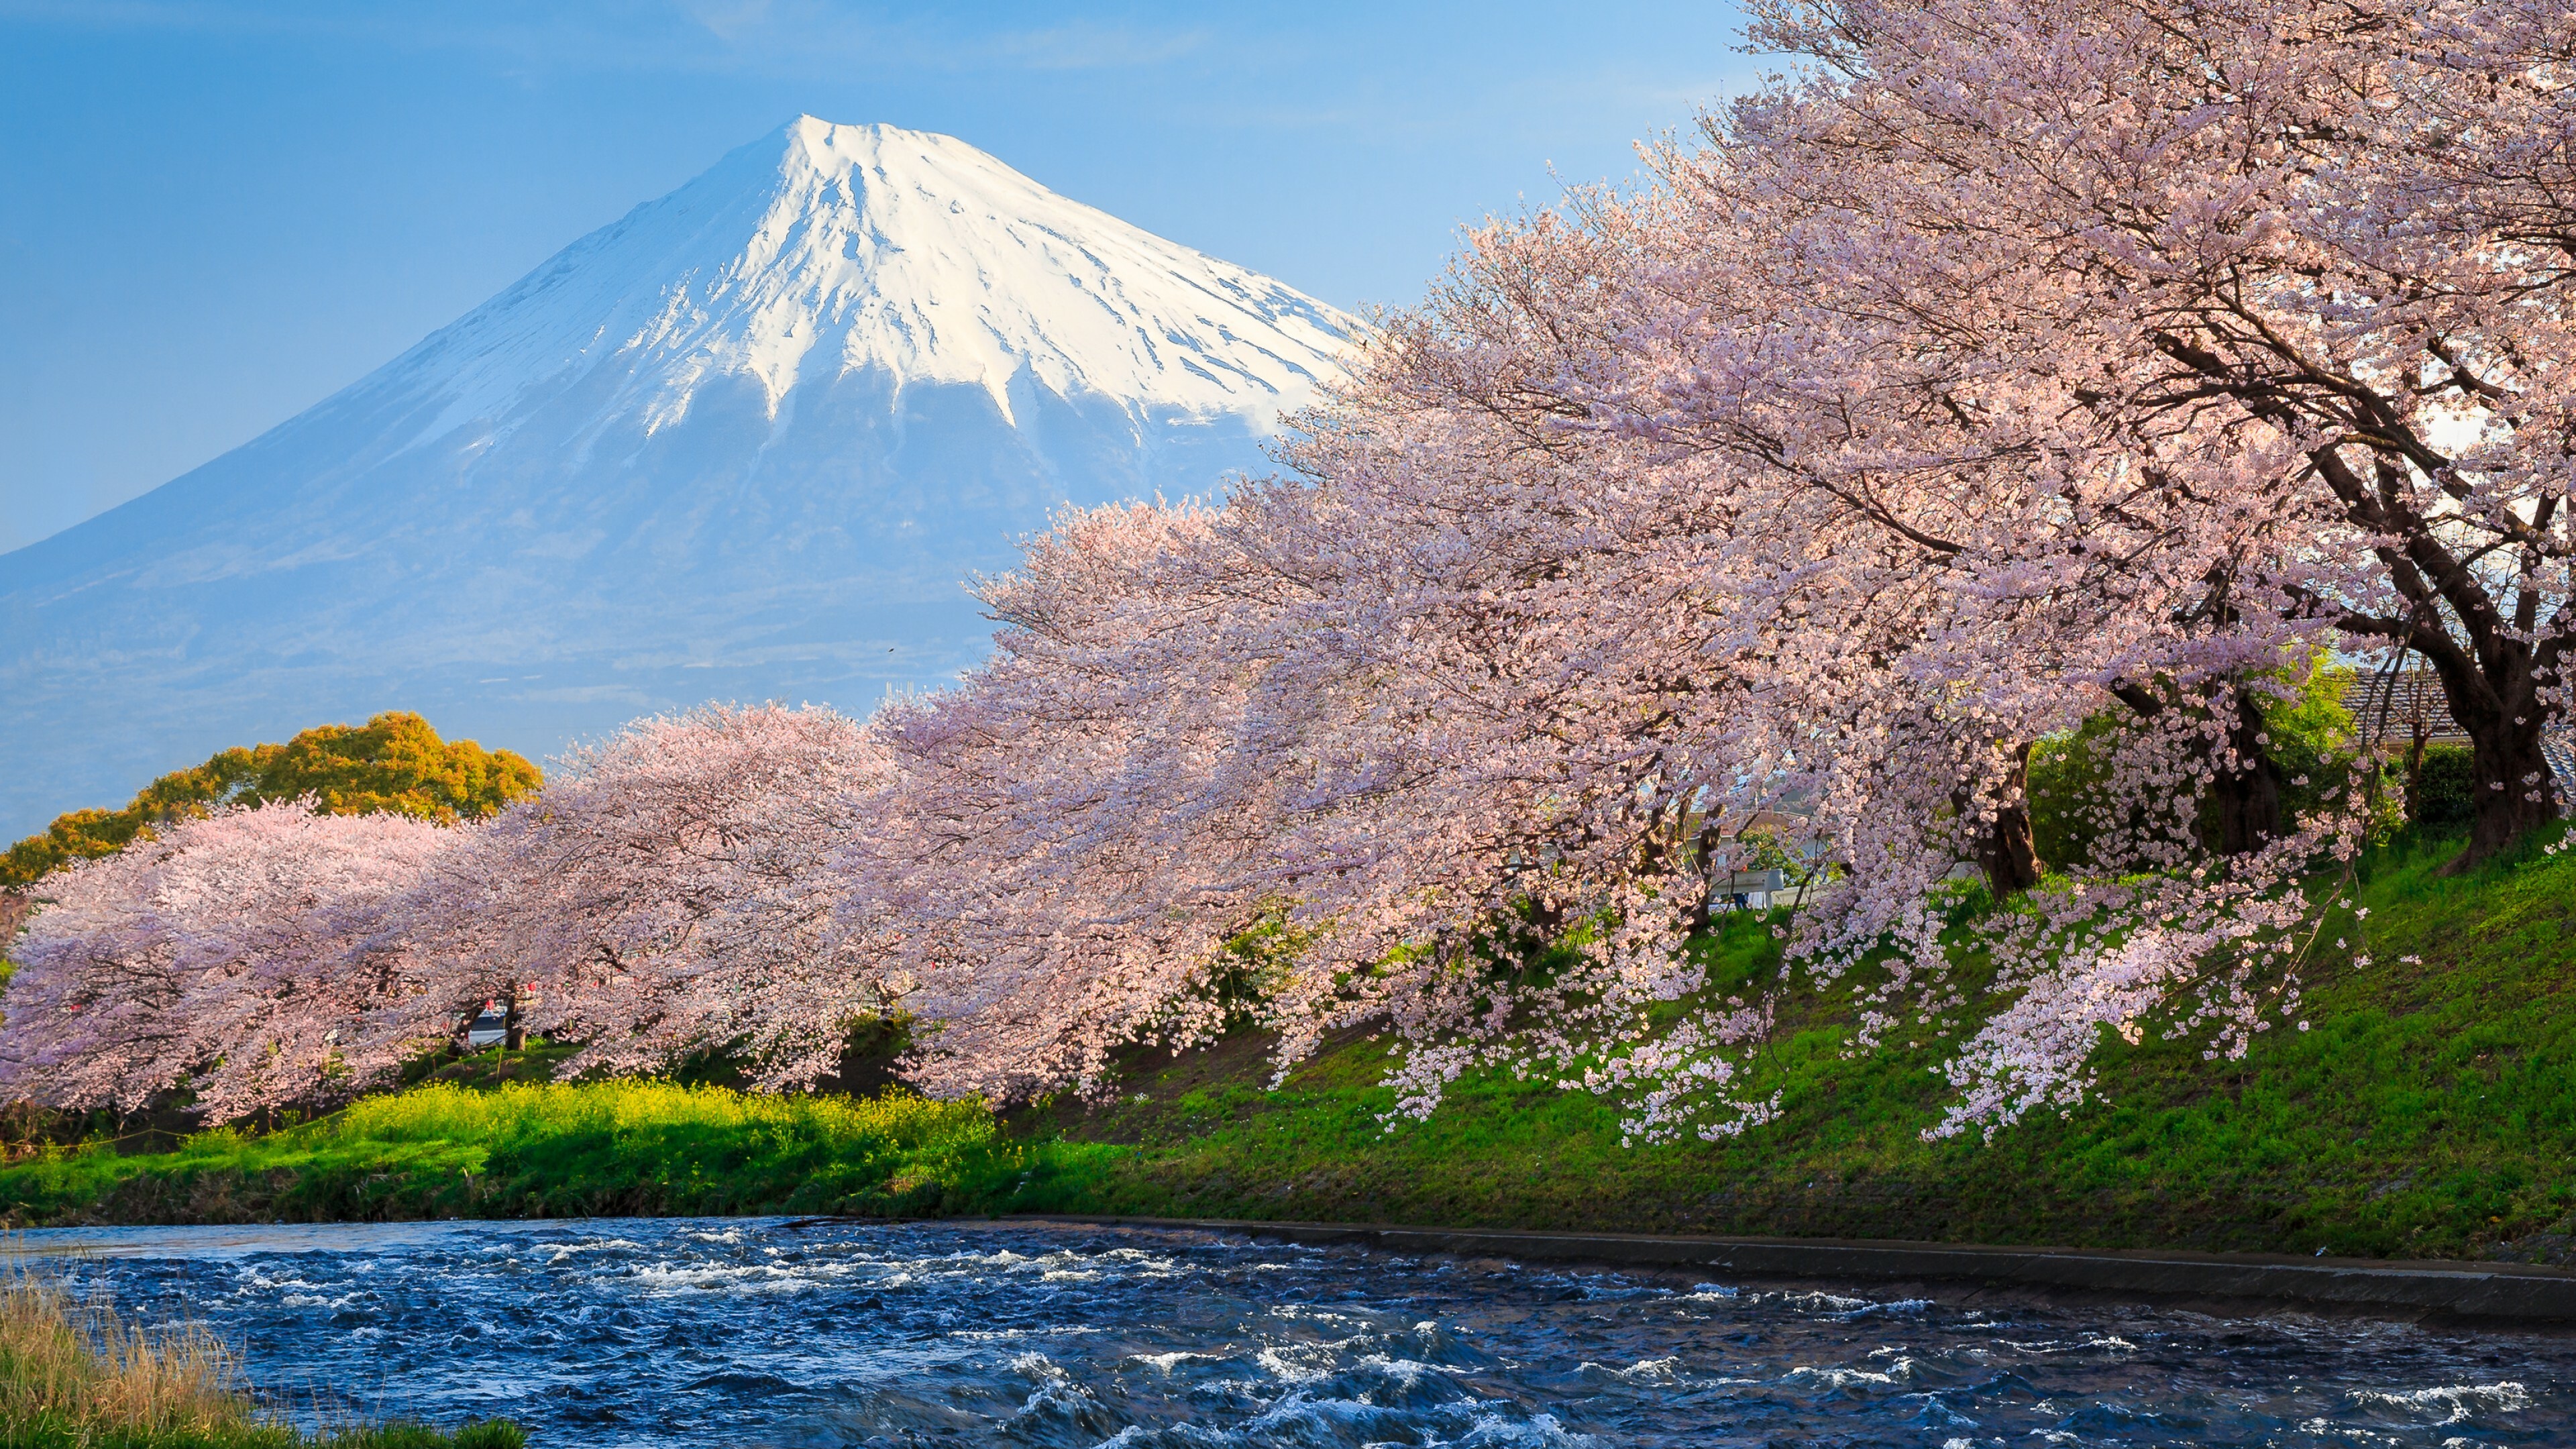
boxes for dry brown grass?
[0,1267,259,1441]
[0,1261,526,1448]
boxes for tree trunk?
[2424,649,2559,871]
[1966,743,2041,896]
[1686,816,1722,934]
[502,990,525,1053]
[2465,725,2555,863]
[2114,677,2282,856]
[2207,681,2286,857]
[2455,710,2557,870]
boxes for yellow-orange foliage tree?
[0,713,539,889]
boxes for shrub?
[2408,743,2479,834]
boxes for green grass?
[7,833,2575,1262]
[0,1080,1115,1226]
[0,1416,527,1449]
[1001,830,2576,1261]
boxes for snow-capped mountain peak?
[395,117,1349,442]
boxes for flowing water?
[16,1216,2575,1447]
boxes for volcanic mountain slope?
[0,117,1352,835]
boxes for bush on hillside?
[2407,744,2479,835]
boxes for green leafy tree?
[1,712,539,888]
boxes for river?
[19,1216,2573,1446]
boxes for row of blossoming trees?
[5,0,2571,1144]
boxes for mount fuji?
[0,117,1354,837]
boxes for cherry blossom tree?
[1672,0,2576,865]
[838,502,1295,1100]
[401,704,896,1091]
[0,802,459,1120]
[1,707,895,1118]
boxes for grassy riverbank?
[0,1081,1107,1226]
[1022,832,2576,1263]
[0,1271,521,1448]
[5,835,2573,1263]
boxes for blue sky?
[0,1,1755,555]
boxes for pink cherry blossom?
[0,802,458,1119]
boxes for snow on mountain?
[0,118,1354,837]
[399,117,1344,451]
